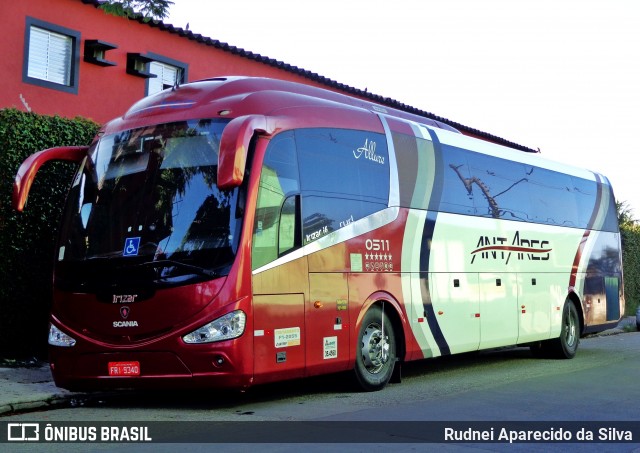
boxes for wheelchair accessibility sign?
[123,237,141,256]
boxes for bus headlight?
[48,323,76,347]
[183,310,246,344]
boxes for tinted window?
[296,128,389,244]
[440,146,476,216]
[466,152,532,221]
[439,144,615,231]
[600,185,619,232]
[56,119,239,292]
[442,146,534,218]
[572,176,598,227]
[528,167,578,227]
[252,132,300,269]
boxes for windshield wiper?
[136,260,218,278]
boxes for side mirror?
[13,146,88,212]
[218,115,271,189]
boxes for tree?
[616,200,637,227]
[99,0,174,21]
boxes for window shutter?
[27,26,72,85]
[148,61,179,95]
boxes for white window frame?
[145,53,188,96]
[23,17,80,94]
[148,61,179,95]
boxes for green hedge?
[621,222,640,315]
[0,109,99,358]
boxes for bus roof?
[109,76,608,186]
[119,76,459,131]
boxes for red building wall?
[2,0,340,124]
[2,0,535,152]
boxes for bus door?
[251,196,306,380]
[306,272,351,375]
[251,132,307,382]
[516,273,554,343]
[252,284,306,382]
[478,273,519,349]
[430,272,480,354]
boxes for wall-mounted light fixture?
[126,53,156,78]
[84,40,117,66]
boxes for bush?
[621,222,640,315]
[0,109,99,358]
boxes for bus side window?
[296,128,389,244]
[278,195,301,256]
[252,132,300,270]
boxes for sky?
[167,0,640,217]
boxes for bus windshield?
[55,118,240,293]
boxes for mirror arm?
[13,146,89,211]
[218,115,272,189]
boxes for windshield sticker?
[123,237,141,257]
[353,138,384,165]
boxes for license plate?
[108,361,140,376]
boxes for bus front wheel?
[354,305,397,391]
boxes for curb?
[0,397,63,416]
[0,390,108,416]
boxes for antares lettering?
[471,231,551,264]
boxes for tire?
[548,300,580,359]
[354,305,397,391]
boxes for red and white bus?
[13,77,624,391]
